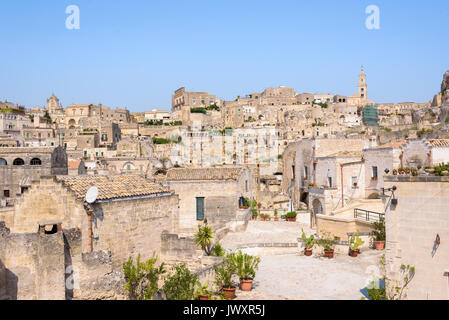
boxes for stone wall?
[384,176,449,300]
[92,194,179,269]
[0,223,65,300]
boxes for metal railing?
[354,208,384,222]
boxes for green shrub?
[152,137,172,144]
[286,211,297,219]
[163,263,198,300]
[190,107,207,114]
[123,253,165,300]
[211,242,226,257]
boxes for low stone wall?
[316,214,374,240]
[160,232,200,259]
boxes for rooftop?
[56,175,172,201]
[428,139,449,148]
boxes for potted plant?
[274,210,279,221]
[317,232,336,258]
[214,257,237,300]
[393,169,398,176]
[234,251,260,292]
[349,232,364,257]
[301,229,315,256]
[286,211,297,222]
[252,209,258,220]
[372,217,386,250]
[195,281,212,300]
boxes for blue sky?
[0,0,448,111]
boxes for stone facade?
[384,176,449,300]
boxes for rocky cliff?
[438,71,449,123]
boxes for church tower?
[358,67,367,99]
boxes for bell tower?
[358,66,367,99]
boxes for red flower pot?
[349,249,358,257]
[324,250,334,259]
[222,287,236,300]
[199,294,210,300]
[374,241,385,251]
[240,279,253,292]
[274,217,279,221]
[287,218,296,222]
[304,248,312,256]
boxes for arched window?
[30,158,42,166]
[0,158,7,166]
[13,158,25,166]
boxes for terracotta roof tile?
[56,175,171,201]
[378,140,407,149]
[428,139,449,148]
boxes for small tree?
[194,225,215,256]
[123,253,165,300]
[163,263,199,300]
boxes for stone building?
[160,167,255,234]
[0,146,68,206]
[363,140,405,198]
[281,138,368,209]
[0,174,179,300]
[384,175,449,299]
[172,87,222,112]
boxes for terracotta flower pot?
[304,248,312,256]
[240,279,253,292]
[287,218,296,222]
[349,249,358,257]
[199,294,210,300]
[324,250,334,259]
[222,287,236,300]
[274,217,279,221]
[374,240,385,251]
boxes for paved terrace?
[220,218,383,300]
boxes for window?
[245,180,248,192]
[196,197,205,221]
[372,166,378,179]
[4,190,10,198]
[0,158,7,166]
[328,177,332,188]
[13,158,25,166]
[292,165,295,180]
[30,158,42,166]
[304,166,309,180]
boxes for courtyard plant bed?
[301,229,315,256]
[372,217,386,250]
[234,250,260,292]
[349,232,364,258]
[317,232,336,259]
[286,211,297,222]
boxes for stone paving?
[220,219,383,300]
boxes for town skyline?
[1,0,448,111]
